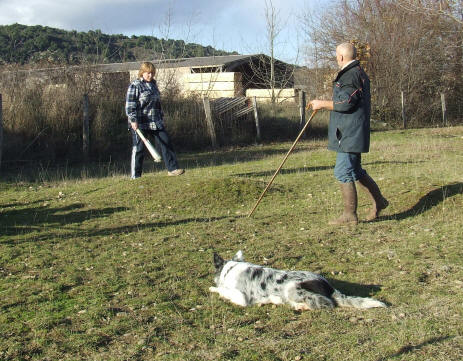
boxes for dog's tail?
[331,290,386,309]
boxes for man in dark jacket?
[309,42,388,225]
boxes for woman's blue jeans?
[130,128,179,178]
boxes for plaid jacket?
[125,79,164,130]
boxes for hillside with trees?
[0,23,237,66]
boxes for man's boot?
[357,174,389,221]
[329,182,358,225]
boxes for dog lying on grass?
[210,251,386,310]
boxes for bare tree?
[150,5,206,98]
[243,0,296,106]
[300,0,462,126]
[299,5,337,99]
[397,0,463,26]
[266,0,281,103]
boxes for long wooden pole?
[299,90,306,131]
[83,94,90,160]
[248,109,318,217]
[401,91,406,129]
[203,96,217,149]
[0,94,3,169]
[252,96,261,143]
[441,93,447,126]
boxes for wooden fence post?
[83,94,90,159]
[441,93,447,126]
[401,91,406,129]
[202,96,217,148]
[299,90,306,134]
[252,96,261,143]
[0,94,3,169]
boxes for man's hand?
[131,122,138,131]
[308,99,334,111]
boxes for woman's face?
[142,71,154,82]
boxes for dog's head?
[212,250,245,284]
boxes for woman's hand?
[131,122,138,131]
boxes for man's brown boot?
[357,174,389,221]
[329,182,358,225]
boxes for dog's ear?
[232,250,244,262]
[213,252,224,270]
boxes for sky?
[0,0,326,64]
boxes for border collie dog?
[210,251,386,310]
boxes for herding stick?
[247,109,318,217]
[135,129,162,163]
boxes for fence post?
[401,91,406,129]
[83,94,90,160]
[252,96,261,143]
[0,94,3,169]
[441,93,447,126]
[202,96,217,149]
[299,90,306,134]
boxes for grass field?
[1,125,462,360]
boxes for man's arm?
[308,99,334,111]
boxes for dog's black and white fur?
[210,251,386,310]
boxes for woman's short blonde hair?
[138,62,156,78]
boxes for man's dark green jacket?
[328,60,371,153]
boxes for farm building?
[0,54,298,103]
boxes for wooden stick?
[248,109,318,217]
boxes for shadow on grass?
[363,160,426,167]
[376,336,453,361]
[326,278,384,300]
[234,160,425,179]
[378,182,463,221]
[181,143,323,167]
[84,216,232,237]
[1,215,233,244]
[1,142,325,183]
[234,165,332,178]
[1,202,129,239]
[1,199,47,208]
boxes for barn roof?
[0,54,289,75]
[87,54,278,72]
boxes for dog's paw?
[293,303,311,311]
[209,286,218,293]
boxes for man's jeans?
[334,152,367,183]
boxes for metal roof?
[1,54,282,74]
[88,54,264,72]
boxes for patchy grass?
[1,126,463,360]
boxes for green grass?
[1,126,463,360]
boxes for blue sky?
[0,0,326,64]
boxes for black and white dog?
[210,251,386,310]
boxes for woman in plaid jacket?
[125,62,184,179]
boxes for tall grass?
[1,72,315,167]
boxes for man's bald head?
[337,43,357,60]
[336,42,357,68]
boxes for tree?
[397,0,463,26]
[0,24,235,66]
[300,0,462,126]
[245,0,296,106]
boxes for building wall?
[129,68,244,98]
[245,88,298,103]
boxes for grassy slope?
[1,126,462,360]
